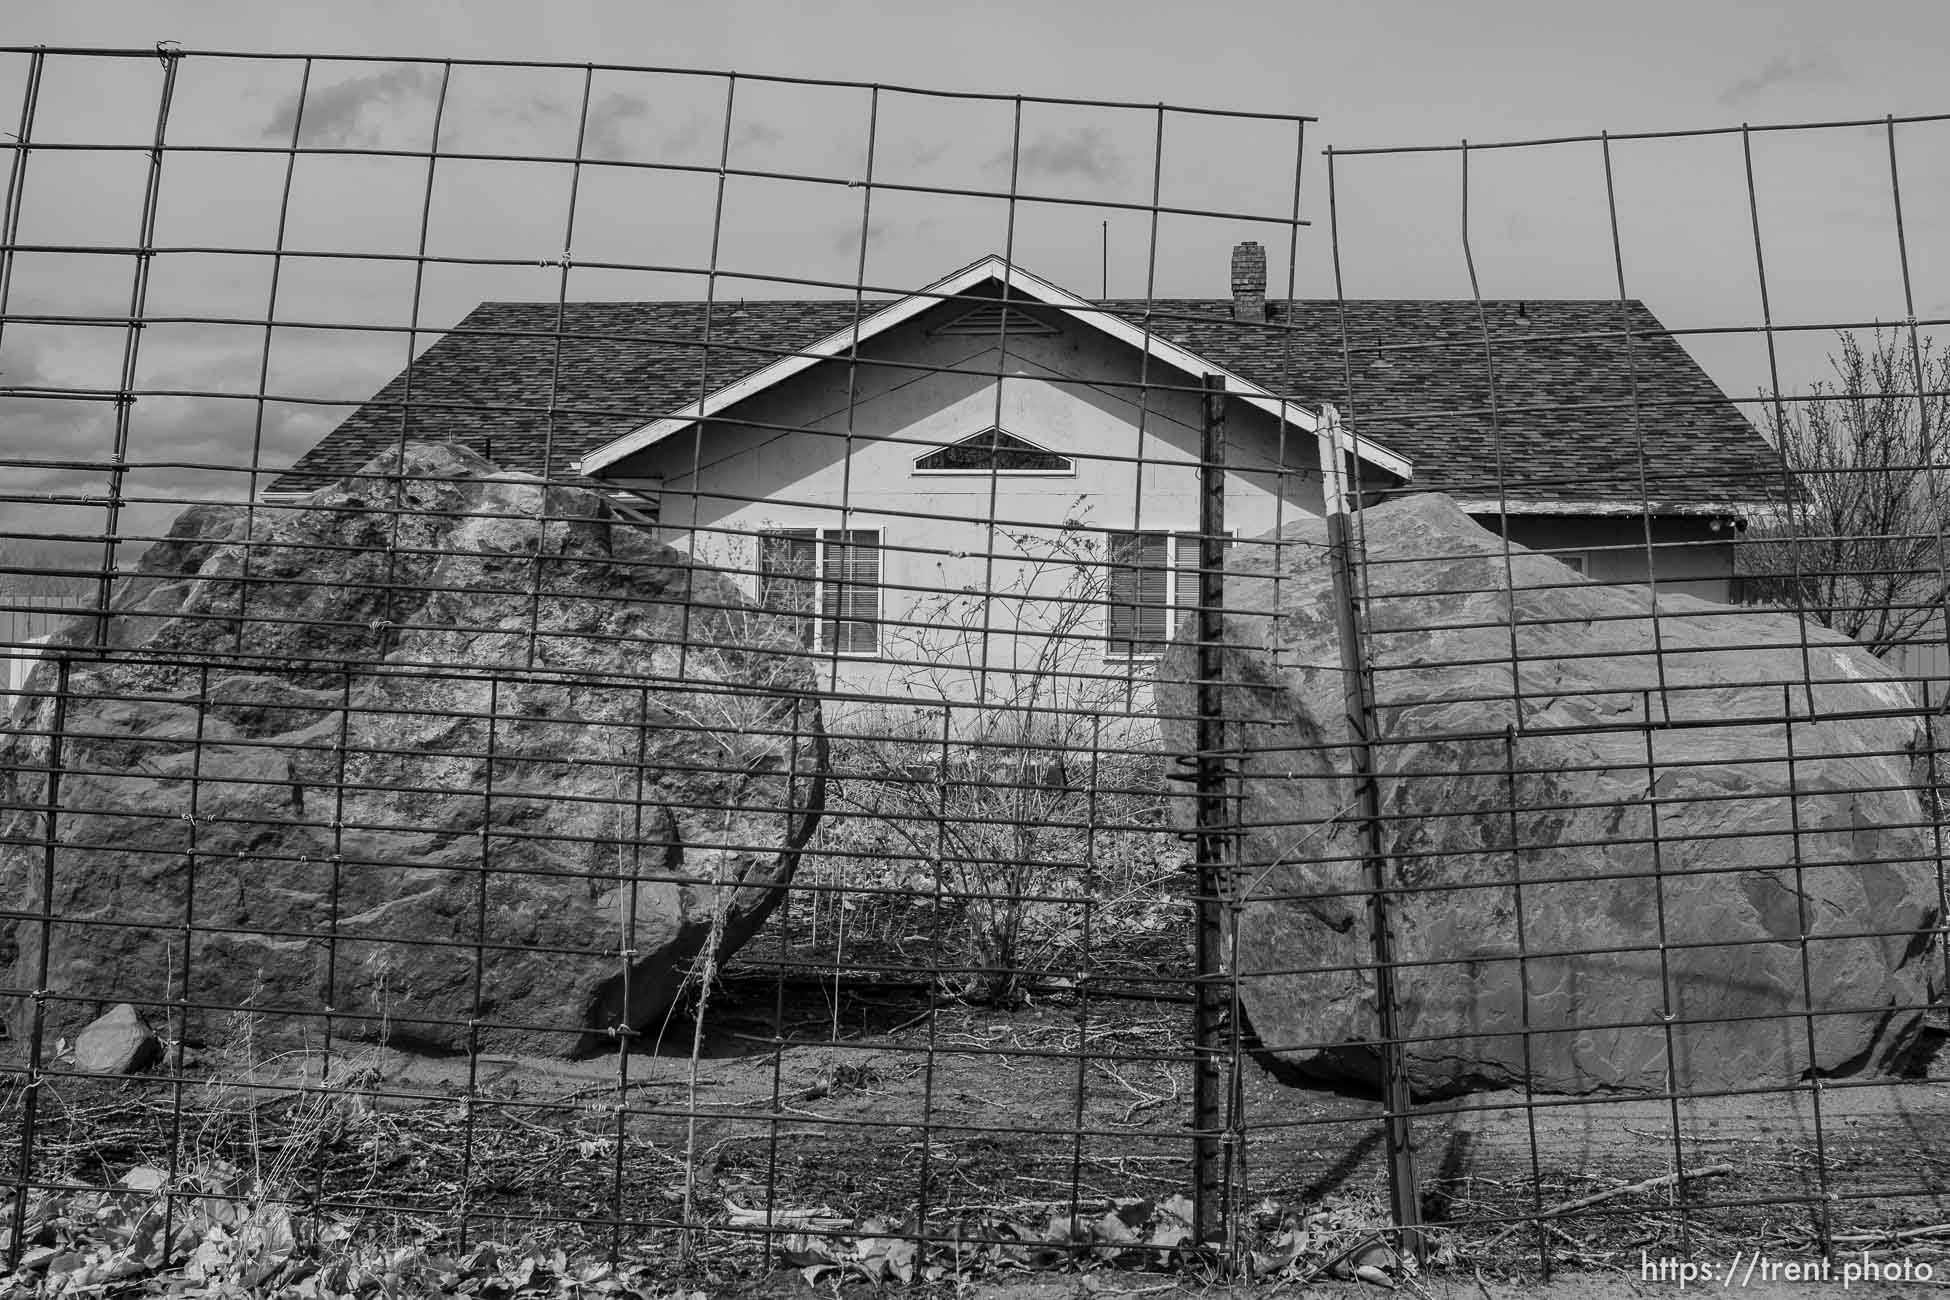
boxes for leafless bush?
[805,525,1185,1004]
[1739,329,1950,656]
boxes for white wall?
[612,306,1329,737]
[3,634,52,720]
[1881,621,1950,707]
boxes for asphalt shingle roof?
[268,294,1781,511]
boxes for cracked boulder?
[1158,493,1940,1098]
[1,443,825,1058]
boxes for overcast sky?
[3,0,1948,554]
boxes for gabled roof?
[1119,297,1781,516]
[572,255,1410,483]
[266,268,1782,515]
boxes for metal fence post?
[1318,404,1424,1257]
[1191,374,1232,1246]
[8,656,69,1270]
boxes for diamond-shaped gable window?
[914,428,1074,474]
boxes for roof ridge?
[461,295,1654,307]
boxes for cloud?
[659,114,710,158]
[1,334,391,549]
[585,93,653,160]
[261,65,443,147]
[506,93,567,127]
[660,115,784,161]
[1719,53,1843,105]
[989,126,1123,185]
[0,339,112,482]
[493,90,651,160]
[737,121,784,151]
[901,140,950,171]
[827,214,941,258]
[0,396,343,556]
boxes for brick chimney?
[1230,240,1266,321]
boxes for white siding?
[609,309,1327,733]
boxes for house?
[269,246,1781,731]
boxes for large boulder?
[1,443,825,1058]
[1158,494,1940,1098]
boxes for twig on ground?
[1832,1222,1950,1245]
[1093,1060,1180,1125]
[882,1006,937,1038]
[1623,1125,1748,1145]
[546,1077,710,1105]
[1482,1163,1735,1247]
[702,1128,832,1156]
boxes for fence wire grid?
[4,45,1950,1293]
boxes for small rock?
[74,1003,162,1075]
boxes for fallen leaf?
[778,1234,835,1269]
[460,1241,500,1272]
[1354,1261,1397,1288]
[236,1205,296,1286]
[17,1247,59,1278]
[880,1236,918,1283]
[42,1250,88,1278]
[1250,1224,1310,1276]
[1146,1195,1194,1251]
[118,1167,170,1195]
[1085,1206,1141,1261]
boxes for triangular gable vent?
[930,301,1059,336]
[915,428,1073,473]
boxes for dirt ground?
[933,1276,1949,1298]
[10,967,1949,1294]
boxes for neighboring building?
[1,595,66,720]
[269,247,1781,729]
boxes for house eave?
[1445,496,1774,520]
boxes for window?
[759,528,882,655]
[1106,530,1225,657]
[914,428,1074,475]
[757,530,817,645]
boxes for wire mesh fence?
[2,44,1950,1293]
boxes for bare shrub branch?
[1741,329,1950,656]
